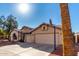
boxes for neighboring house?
[74,32,79,43]
[10,20,62,46]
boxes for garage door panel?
[35,34,54,45]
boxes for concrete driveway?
[0,42,54,56]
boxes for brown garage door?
[35,34,54,45]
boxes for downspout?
[54,26,56,50]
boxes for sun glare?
[18,4,30,14]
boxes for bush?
[0,29,4,39]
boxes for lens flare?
[18,4,30,14]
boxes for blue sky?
[0,3,79,32]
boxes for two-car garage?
[35,33,62,45]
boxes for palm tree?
[60,3,76,56]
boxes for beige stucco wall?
[56,33,62,46]
[55,28,63,46]
[18,32,22,41]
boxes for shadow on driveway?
[17,42,54,53]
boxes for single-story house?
[10,20,62,46]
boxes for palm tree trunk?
[60,3,77,56]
